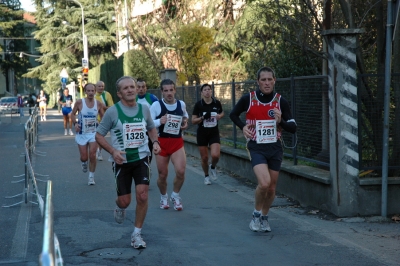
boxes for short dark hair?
[115,76,136,92]
[160,79,175,90]
[200,83,211,91]
[137,78,146,83]
[256,67,276,80]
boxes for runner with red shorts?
[150,79,189,211]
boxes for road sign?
[82,58,89,68]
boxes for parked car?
[0,97,18,113]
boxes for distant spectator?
[17,94,24,117]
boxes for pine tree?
[25,0,116,93]
[0,2,30,93]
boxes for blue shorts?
[62,107,72,116]
[246,140,283,171]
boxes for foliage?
[0,4,30,81]
[25,0,116,93]
[123,49,160,89]
[174,23,214,84]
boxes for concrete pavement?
[0,109,399,266]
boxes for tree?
[0,3,30,94]
[25,0,116,94]
[175,23,214,84]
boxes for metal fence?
[148,74,400,177]
[148,75,330,168]
[358,73,400,177]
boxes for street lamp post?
[69,0,88,60]
[67,0,88,99]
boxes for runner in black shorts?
[230,67,297,233]
[192,83,224,185]
[113,157,151,196]
[96,76,161,249]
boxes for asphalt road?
[0,109,399,266]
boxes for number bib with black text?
[203,112,217,128]
[123,122,146,148]
[163,114,182,135]
[82,116,97,133]
[256,120,277,144]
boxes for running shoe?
[204,176,211,185]
[249,212,261,232]
[131,233,146,249]
[64,129,68,136]
[69,129,74,136]
[209,164,218,181]
[88,176,95,185]
[97,150,103,161]
[170,195,183,211]
[114,207,126,224]
[260,215,271,232]
[81,162,88,173]
[160,196,169,209]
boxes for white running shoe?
[131,233,146,249]
[97,150,103,161]
[209,164,218,181]
[114,207,126,224]
[160,196,170,209]
[81,162,88,173]
[88,176,95,185]
[170,195,183,211]
[41,116,43,121]
[69,129,74,136]
[64,129,68,136]
[249,212,261,232]
[204,177,211,185]
[260,215,271,232]
[43,116,46,121]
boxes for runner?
[191,83,224,185]
[96,76,160,249]
[59,88,74,136]
[229,66,297,232]
[150,79,189,211]
[136,78,158,162]
[71,83,105,185]
[95,80,114,160]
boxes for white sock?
[133,227,141,235]
[161,193,168,199]
[89,172,94,177]
[171,191,179,198]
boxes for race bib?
[66,100,71,107]
[82,116,97,133]
[163,114,182,135]
[123,122,146,148]
[255,120,277,144]
[203,112,217,128]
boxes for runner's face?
[161,84,176,104]
[85,85,96,99]
[96,83,105,93]
[63,89,69,96]
[137,81,147,96]
[257,71,276,95]
[201,86,212,99]
[117,78,137,102]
